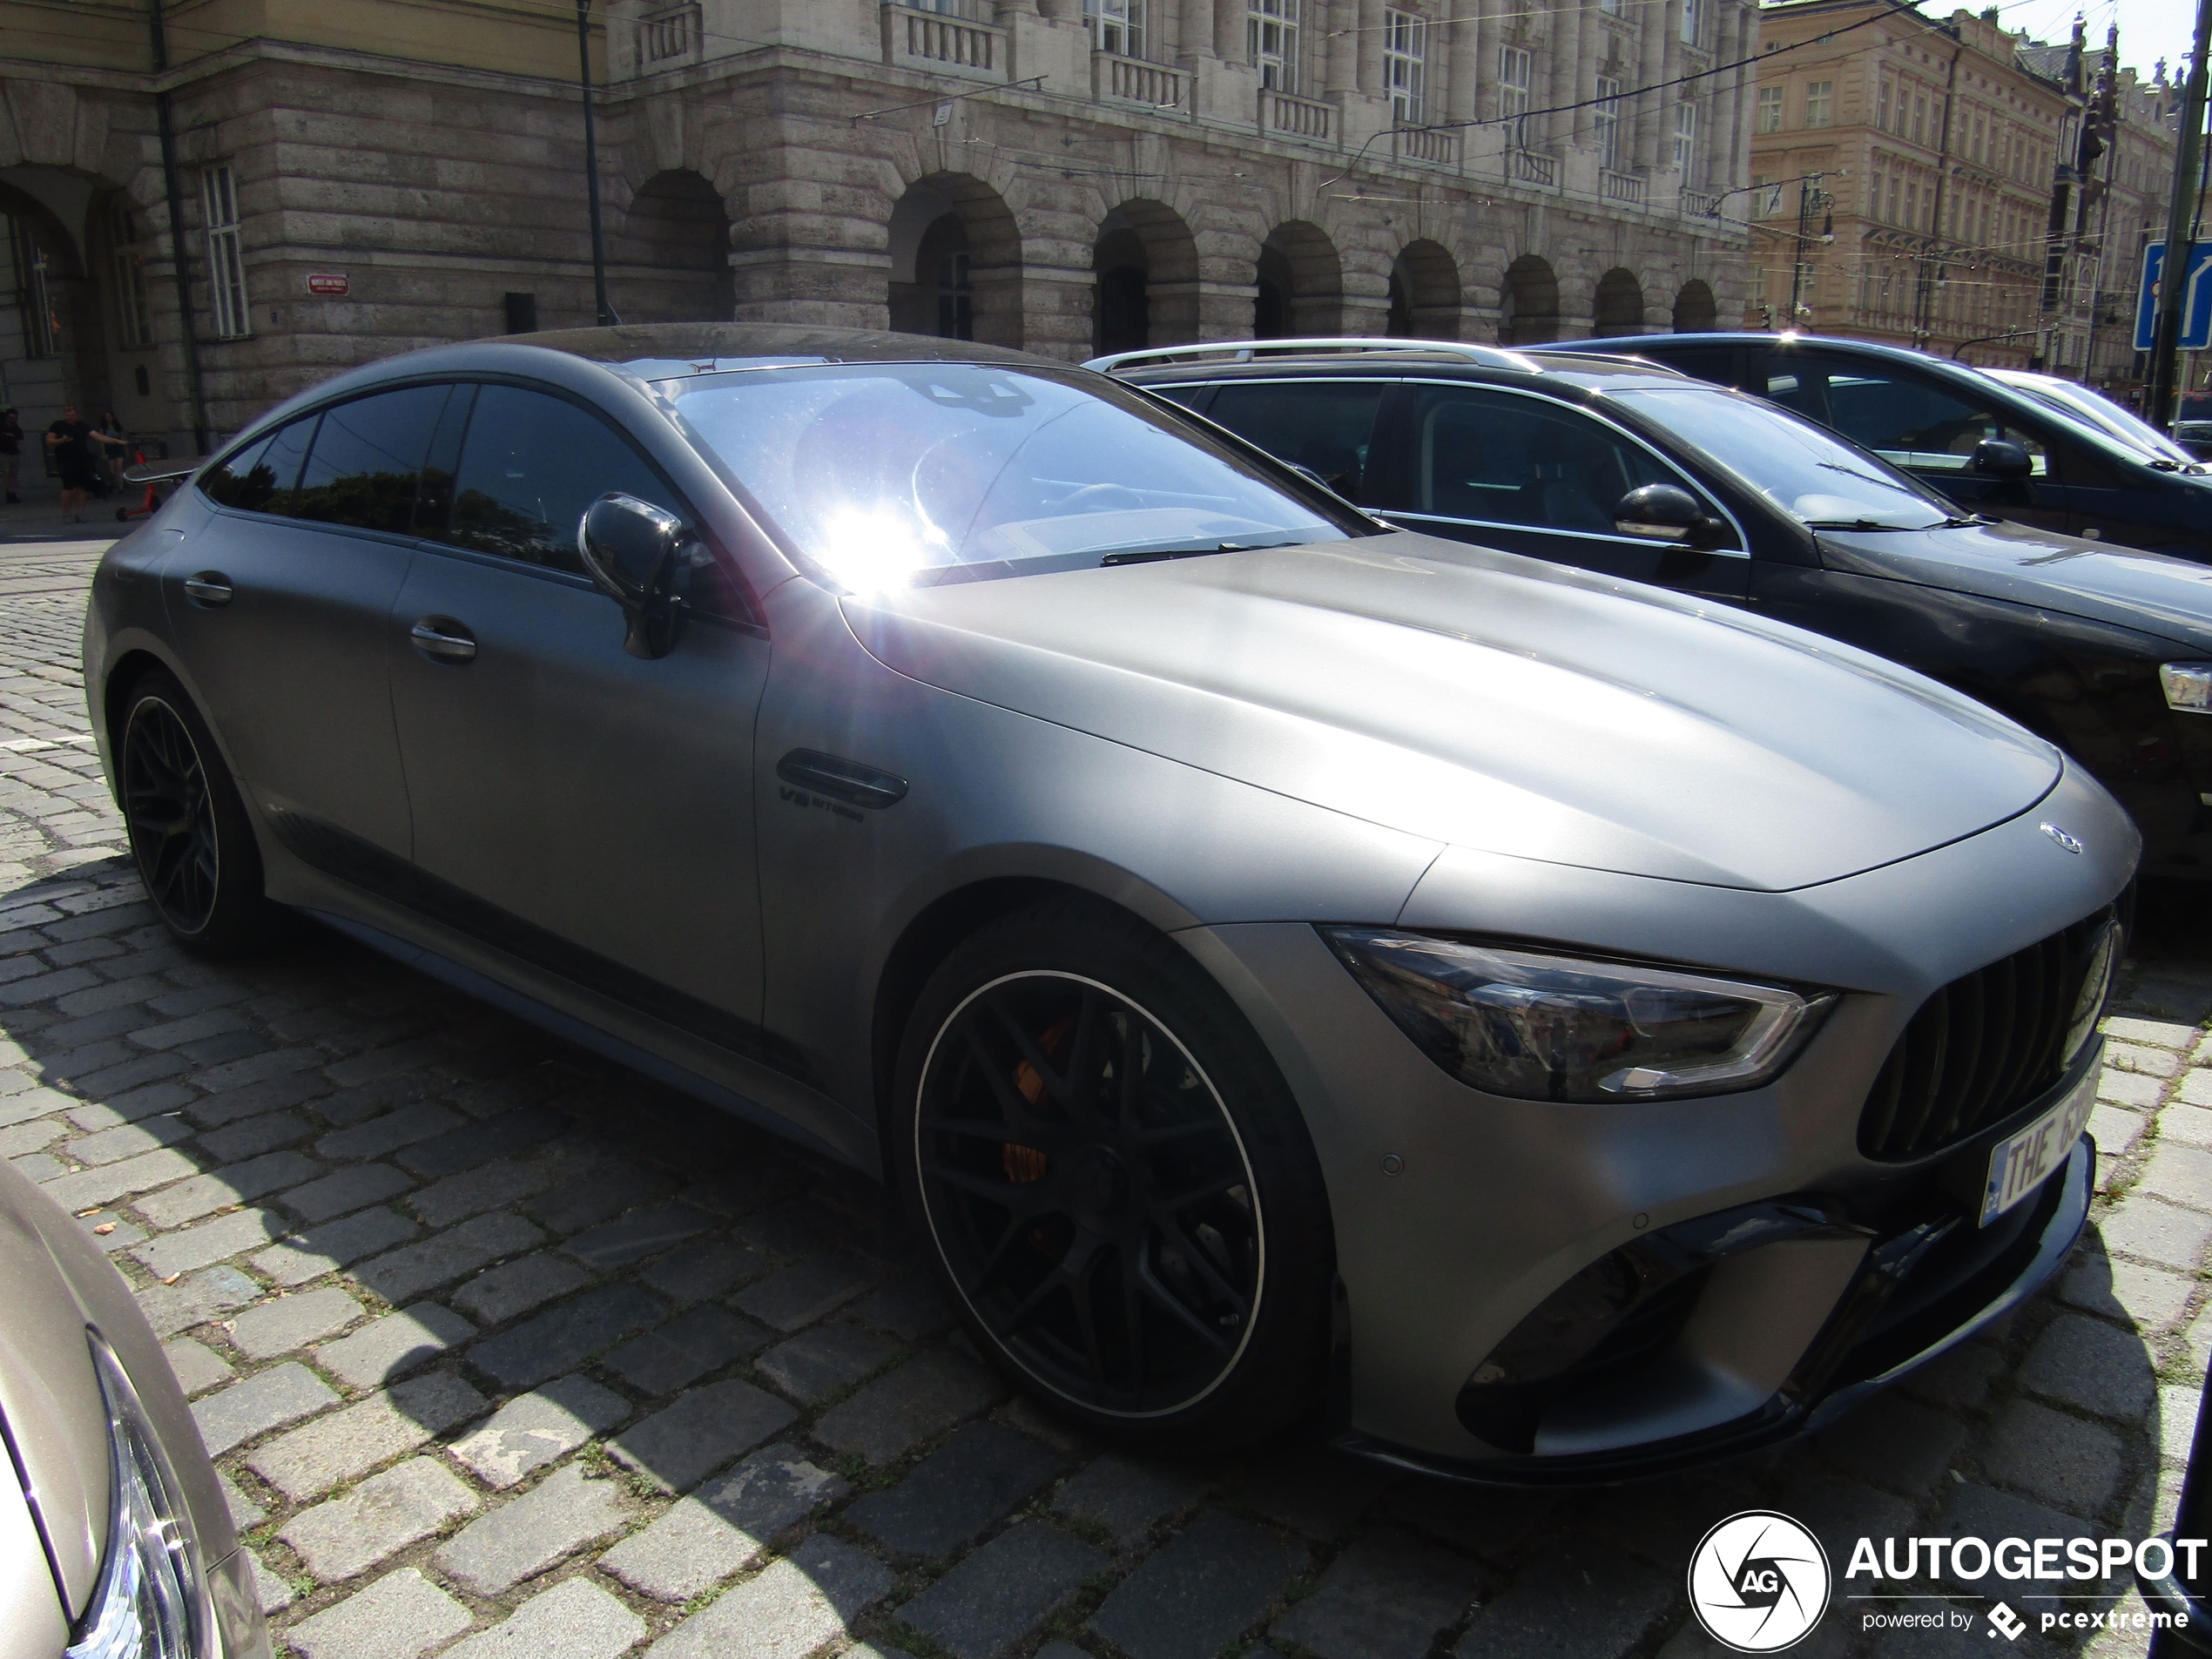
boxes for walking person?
[0,408,21,504]
[97,410,127,494]
[45,403,123,523]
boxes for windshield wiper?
[1803,517,1942,533]
[1098,539,1291,566]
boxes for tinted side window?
[199,434,273,508]
[205,415,314,515]
[446,385,679,575]
[1789,354,2047,477]
[1640,346,1743,390]
[1396,386,1678,531]
[289,385,450,533]
[1204,381,1386,502]
[1146,384,1211,414]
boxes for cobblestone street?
[7,538,2212,1659]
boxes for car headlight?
[66,1329,207,1659]
[1321,929,1836,1103]
[2160,663,2212,713]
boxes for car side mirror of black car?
[1968,438,2033,481]
[578,492,692,660]
[1614,483,1725,549]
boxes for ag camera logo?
[1689,1511,1832,1653]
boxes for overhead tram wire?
[1321,0,2121,198]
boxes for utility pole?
[2149,0,2212,428]
[577,0,617,328]
[1788,174,1831,323]
[146,0,208,453]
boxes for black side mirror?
[1969,438,2033,481]
[578,492,692,659]
[1614,483,1725,549]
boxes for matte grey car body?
[0,1161,266,1659]
[82,324,2135,1479]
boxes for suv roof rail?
[1083,337,1539,374]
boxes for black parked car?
[1094,339,2212,880]
[1541,333,2212,563]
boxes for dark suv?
[1541,333,2212,562]
[1095,338,2212,880]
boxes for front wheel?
[894,896,1335,1453]
[116,670,282,955]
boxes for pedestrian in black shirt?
[45,403,123,523]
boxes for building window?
[1905,181,1918,228]
[109,200,152,350]
[1499,44,1532,145]
[1249,0,1298,91]
[1756,175,1784,215]
[1673,103,1698,182]
[1876,78,1891,129]
[10,222,57,360]
[1912,95,1926,145]
[1681,0,1703,46]
[936,251,972,340]
[201,165,251,340]
[1595,76,1622,169]
[1084,0,1143,57]
[1804,80,1832,128]
[1757,85,1784,134]
[1383,10,1427,123]
[1886,174,1899,222]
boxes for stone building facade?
[1745,0,2175,392]
[0,0,1758,456]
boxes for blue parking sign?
[2136,241,2212,352]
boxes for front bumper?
[1179,757,2133,1473]
[1337,1132,2091,1485]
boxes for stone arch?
[0,174,111,439]
[1254,220,1341,338]
[887,172,1023,349]
[1386,239,1461,339]
[610,169,732,324]
[1091,199,1200,356]
[1498,253,1559,345]
[1593,267,1644,336]
[1673,279,1718,333]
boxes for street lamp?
[1787,175,1831,324]
[577,0,617,327]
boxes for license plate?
[1980,1068,2096,1225]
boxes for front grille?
[1858,904,2118,1162]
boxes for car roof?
[1101,338,1696,394]
[504,322,1052,376]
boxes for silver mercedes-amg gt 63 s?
[1,1161,268,1659]
[83,324,2134,1480]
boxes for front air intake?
[1858,901,2121,1163]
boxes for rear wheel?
[894,896,1333,1451]
[117,671,280,955]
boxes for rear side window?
[442,385,682,575]
[1203,381,1386,502]
[1388,386,1680,531]
[199,415,314,514]
[288,385,451,534]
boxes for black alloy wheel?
[914,969,1266,1418]
[114,670,279,955]
[122,694,220,935]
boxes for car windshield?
[663,361,1360,587]
[1608,383,1954,531]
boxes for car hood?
[843,530,2062,892]
[1817,516,2212,649]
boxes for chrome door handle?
[182,572,233,606]
[409,618,477,663]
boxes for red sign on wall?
[306,273,349,296]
